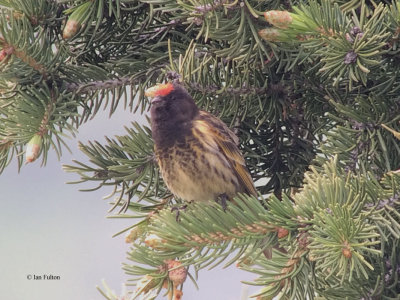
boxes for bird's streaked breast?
[155,133,240,202]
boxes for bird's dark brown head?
[146,83,199,147]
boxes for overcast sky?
[0,104,257,300]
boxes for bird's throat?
[152,119,192,150]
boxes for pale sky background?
[0,104,257,299]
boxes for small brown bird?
[146,82,256,205]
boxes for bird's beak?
[145,86,157,97]
[145,83,173,105]
[145,85,162,105]
[145,87,160,104]
[145,83,173,98]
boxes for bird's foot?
[171,204,188,222]
[216,193,229,211]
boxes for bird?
[145,82,257,207]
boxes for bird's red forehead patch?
[145,83,174,97]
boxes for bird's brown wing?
[193,111,257,196]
